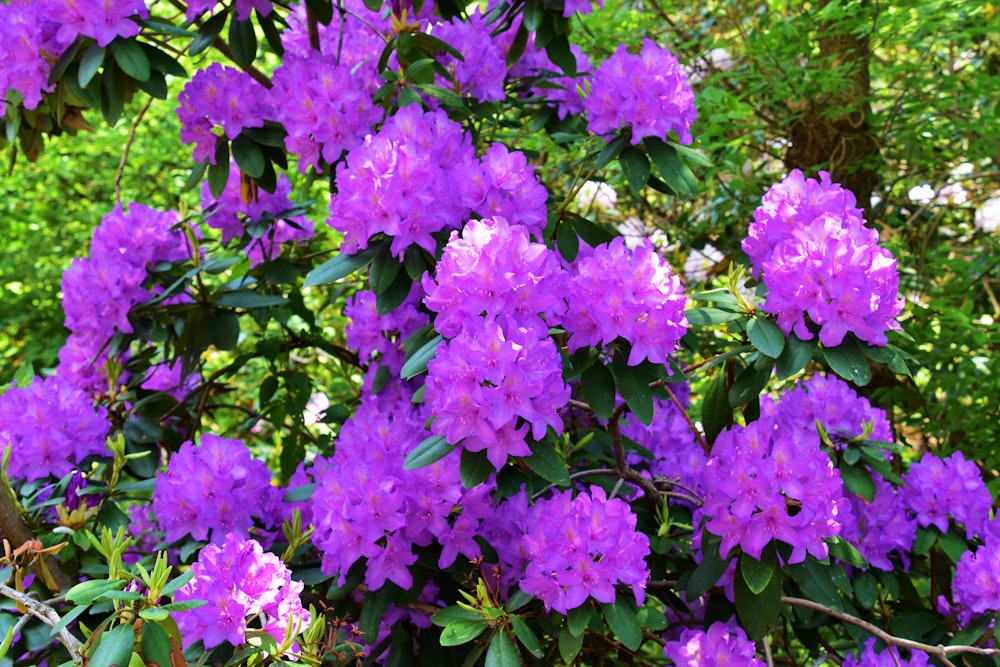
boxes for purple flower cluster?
[584,38,696,144]
[662,620,764,667]
[177,63,270,163]
[460,143,550,238]
[508,38,592,120]
[429,11,507,102]
[174,533,309,650]
[281,0,388,76]
[152,434,279,544]
[200,165,313,266]
[561,0,603,16]
[764,374,892,445]
[308,392,462,591]
[422,217,569,468]
[0,375,109,482]
[0,2,53,114]
[953,535,1000,620]
[901,450,992,539]
[345,285,429,374]
[514,486,650,613]
[270,54,382,173]
[60,203,189,391]
[698,413,847,563]
[328,106,477,258]
[742,170,904,346]
[842,478,916,571]
[842,639,930,667]
[43,0,147,48]
[562,237,688,366]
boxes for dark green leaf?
[137,19,197,38]
[558,624,584,662]
[79,44,106,89]
[231,135,265,178]
[215,291,287,309]
[370,243,402,295]
[228,18,257,68]
[853,570,878,609]
[440,619,488,646]
[728,363,771,406]
[460,449,493,488]
[686,535,731,598]
[739,543,777,596]
[938,528,969,563]
[510,616,542,658]
[602,598,642,651]
[555,221,579,262]
[305,0,335,24]
[403,435,454,470]
[643,136,697,197]
[190,10,228,57]
[619,146,651,197]
[544,34,576,75]
[840,463,875,501]
[110,38,150,81]
[701,368,731,445]
[686,307,744,326]
[304,245,379,286]
[100,58,125,126]
[400,334,443,379]
[208,139,231,198]
[823,336,872,386]
[359,584,399,639]
[595,134,630,169]
[136,70,168,99]
[580,361,615,421]
[734,554,781,640]
[485,632,519,667]
[524,439,570,487]
[413,84,468,114]
[746,317,785,358]
[206,311,240,350]
[611,349,653,426]
[776,334,814,380]
[566,604,592,637]
[49,604,90,638]
[49,37,83,85]
[375,271,413,315]
[431,606,483,627]
[523,0,543,32]
[87,623,134,667]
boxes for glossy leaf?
[87,623,135,667]
[304,245,379,287]
[619,146,651,197]
[602,598,642,651]
[485,632,519,667]
[110,38,150,81]
[403,435,453,470]
[746,317,785,358]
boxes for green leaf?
[701,368,731,445]
[50,604,90,637]
[580,361,616,420]
[595,134,629,169]
[228,18,257,68]
[938,528,969,564]
[643,137,697,197]
[776,334,814,380]
[567,604,592,637]
[400,334,444,379]
[138,608,170,622]
[207,139,231,198]
[66,579,126,605]
[141,620,173,667]
[413,84,468,114]
[158,600,207,611]
[440,619,488,646]
[619,146,651,197]
[370,243,402,295]
[305,0,335,24]
[523,439,570,487]
[431,606,483,627]
[375,270,413,315]
[110,38,150,81]
[734,554,781,640]
[728,362,771,406]
[304,245,379,286]
[360,584,399,639]
[686,307,744,326]
[231,135,265,179]
[87,623,135,667]
[403,435,454,470]
[739,543,777,595]
[79,43,106,88]
[206,311,240,350]
[558,623,584,662]
[602,598,642,651]
[853,570,878,609]
[460,449,494,488]
[555,221,579,262]
[100,58,125,126]
[686,535,731,598]
[840,463,875,501]
[544,33,576,75]
[823,336,872,386]
[510,616,542,658]
[485,632,519,667]
[282,483,315,503]
[190,10,228,57]
[610,349,653,426]
[215,291,287,309]
[746,318,785,358]
[161,570,195,597]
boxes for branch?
[652,380,709,456]
[0,489,73,592]
[0,584,84,665]
[781,597,1000,666]
[114,97,154,202]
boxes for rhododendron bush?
[1,1,999,666]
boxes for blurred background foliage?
[2,0,998,477]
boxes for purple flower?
[345,284,430,373]
[841,478,916,570]
[42,0,147,48]
[842,638,931,667]
[901,450,992,539]
[177,64,270,163]
[0,2,53,114]
[743,170,904,347]
[459,144,550,238]
[0,375,109,482]
[584,38,696,144]
[663,620,765,666]
[174,534,309,651]
[429,11,507,102]
[185,0,272,22]
[152,434,279,544]
[953,534,1000,620]
[765,374,893,445]
[562,237,688,366]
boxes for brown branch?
[0,584,84,664]
[0,491,73,593]
[653,380,709,456]
[781,596,1000,666]
[114,97,154,203]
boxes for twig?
[0,583,84,665]
[781,596,1000,666]
[653,380,709,456]
[114,97,154,202]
